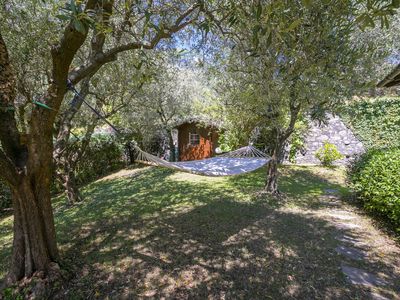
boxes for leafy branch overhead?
[1,0,400,290]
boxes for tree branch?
[68,3,200,85]
[0,31,28,174]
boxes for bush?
[349,148,400,231]
[75,134,125,185]
[315,142,344,167]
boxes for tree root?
[1,263,63,300]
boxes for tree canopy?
[1,0,400,289]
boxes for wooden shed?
[176,121,219,161]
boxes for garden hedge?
[350,148,400,231]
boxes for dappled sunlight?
[1,165,399,298]
[72,206,354,299]
[94,166,153,183]
[0,214,13,279]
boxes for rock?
[335,223,361,230]
[324,188,339,195]
[335,245,366,260]
[327,213,356,221]
[335,235,366,248]
[341,264,387,287]
[370,292,390,300]
[289,113,365,165]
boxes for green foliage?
[288,119,309,163]
[315,142,344,167]
[74,134,125,185]
[57,0,106,34]
[0,180,11,210]
[340,97,400,149]
[349,148,400,230]
[342,97,400,231]
[218,129,242,152]
[2,287,23,300]
[354,0,400,30]
[289,136,304,163]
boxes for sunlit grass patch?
[0,165,347,281]
[0,164,360,298]
[0,214,13,279]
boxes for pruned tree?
[218,0,397,193]
[0,0,211,283]
[1,0,398,285]
[129,55,214,161]
[54,52,146,205]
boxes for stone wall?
[293,114,364,165]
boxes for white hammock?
[134,145,270,176]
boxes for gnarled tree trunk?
[265,139,284,194]
[0,13,90,281]
[9,175,59,281]
[265,99,301,194]
[59,167,83,205]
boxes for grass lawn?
[0,165,399,299]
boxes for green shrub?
[315,142,344,167]
[288,118,308,163]
[349,148,400,231]
[75,134,125,185]
[288,136,304,163]
[340,97,400,149]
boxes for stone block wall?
[293,114,364,165]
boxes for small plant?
[315,141,344,167]
[288,136,305,163]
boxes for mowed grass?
[1,165,397,298]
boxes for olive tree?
[129,56,214,160]
[221,0,392,193]
[0,0,211,282]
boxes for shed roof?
[377,64,400,88]
[173,116,222,129]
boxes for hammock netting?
[134,145,270,176]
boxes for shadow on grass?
[229,165,349,208]
[58,197,389,299]
[1,165,398,299]
[48,166,397,299]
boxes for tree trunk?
[168,131,176,162]
[61,170,83,205]
[55,97,98,205]
[9,175,59,281]
[56,158,83,205]
[125,142,136,165]
[265,141,283,194]
[265,95,301,194]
